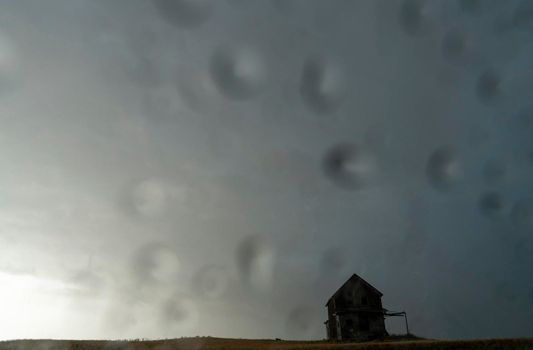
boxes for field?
[0,337,532,350]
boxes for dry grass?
[0,337,532,350]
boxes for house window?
[361,296,368,305]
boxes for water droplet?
[300,57,344,114]
[399,0,428,35]
[160,296,198,330]
[442,30,467,62]
[323,143,377,190]
[210,46,266,100]
[476,69,501,104]
[132,243,181,285]
[131,178,168,218]
[483,159,506,184]
[478,192,505,218]
[510,198,533,229]
[286,306,316,336]
[426,147,462,190]
[321,248,345,272]
[236,236,275,290]
[152,0,212,28]
[192,264,228,298]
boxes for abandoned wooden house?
[325,273,388,341]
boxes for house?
[325,273,388,341]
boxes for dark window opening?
[361,296,368,305]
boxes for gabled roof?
[325,273,383,306]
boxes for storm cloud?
[0,0,531,341]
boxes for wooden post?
[403,311,409,335]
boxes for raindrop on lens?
[236,236,275,290]
[286,306,315,335]
[210,46,265,100]
[300,57,344,113]
[399,0,427,35]
[131,179,168,218]
[442,30,466,62]
[321,248,345,272]
[323,143,376,190]
[192,265,228,298]
[478,192,505,218]
[426,147,461,190]
[160,296,198,329]
[476,69,501,104]
[132,243,181,284]
[152,0,212,28]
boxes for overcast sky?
[0,0,532,342]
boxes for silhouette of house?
[325,273,388,341]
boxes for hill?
[0,337,532,350]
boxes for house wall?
[336,312,386,340]
[326,301,337,339]
[327,277,387,340]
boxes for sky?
[0,0,532,342]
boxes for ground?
[0,337,532,350]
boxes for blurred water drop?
[192,264,228,298]
[426,147,462,190]
[399,0,428,35]
[510,198,533,229]
[321,247,345,273]
[322,143,376,190]
[160,296,198,330]
[476,69,501,104]
[286,306,316,336]
[152,0,212,28]
[131,178,168,218]
[442,30,467,62]
[483,159,506,184]
[132,243,181,285]
[236,236,275,290]
[210,46,266,100]
[300,57,344,113]
[478,192,505,219]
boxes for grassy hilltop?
[0,337,532,350]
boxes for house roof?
[325,273,383,306]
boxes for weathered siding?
[325,274,387,341]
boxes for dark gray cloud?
[0,0,531,342]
